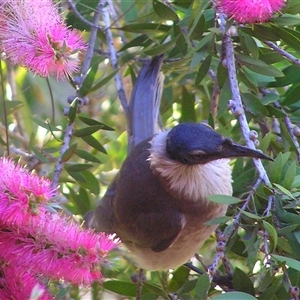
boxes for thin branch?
[208,68,220,118]
[101,0,130,124]
[51,1,102,188]
[66,0,102,30]
[46,78,55,123]
[264,40,300,68]
[273,101,300,162]
[0,59,9,155]
[219,13,270,186]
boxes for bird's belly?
[125,204,227,270]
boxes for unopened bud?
[293,126,300,137]
[228,26,237,36]
[222,58,227,68]
[63,107,69,116]
[249,130,258,141]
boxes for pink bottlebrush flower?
[0,157,119,285]
[0,265,53,300]
[0,0,86,80]
[217,0,285,24]
[0,158,56,227]
[0,212,119,285]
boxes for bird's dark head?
[166,123,272,165]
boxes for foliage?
[1,0,300,299]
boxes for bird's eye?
[189,150,206,157]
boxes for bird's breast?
[125,202,227,270]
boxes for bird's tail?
[128,55,164,152]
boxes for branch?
[100,0,130,124]
[66,0,102,30]
[51,1,102,188]
[219,14,270,186]
[264,40,300,68]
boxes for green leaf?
[32,118,61,132]
[73,125,108,137]
[194,54,211,86]
[68,98,78,123]
[82,135,107,153]
[282,82,300,106]
[273,183,296,200]
[78,116,114,130]
[207,195,242,205]
[213,291,257,300]
[103,280,143,297]
[271,25,300,50]
[237,54,268,67]
[79,170,100,195]
[78,56,103,97]
[180,87,196,123]
[119,23,171,34]
[89,70,118,93]
[144,36,179,56]
[67,171,86,183]
[173,24,187,55]
[32,147,49,163]
[240,210,262,220]
[263,220,278,251]
[65,163,93,172]
[233,268,255,295]
[242,93,268,117]
[245,64,283,78]
[153,0,179,22]
[269,153,283,183]
[75,149,101,163]
[189,13,205,40]
[240,25,279,41]
[168,265,190,293]
[119,34,151,52]
[143,282,169,300]
[272,255,300,272]
[271,65,300,87]
[205,216,232,226]
[283,162,296,189]
[272,14,300,26]
[61,143,77,162]
[194,273,210,300]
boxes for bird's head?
[166,123,272,165]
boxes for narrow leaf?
[65,163,93,172]
[82,135,107,153]
[61,143,77,162]
[153,0,179,22]
[194,54,212,86]
[207,195,242,205]
[75,149,101,163]
[73,125,106,137]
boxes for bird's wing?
[112,139,184,252]
[84,181,117,233]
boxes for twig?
[264,40,300,68]
[208,68,220,119]
[51,1,102,188]
[273,101,300,162]
[66,0,102,30]
[6,62,26,141]
[0,60,9,155]
[100,0,130,124]
[219,13,270,186]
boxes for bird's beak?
[188,138,273,164]
[216,138,273,161]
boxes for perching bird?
[85,122,272,270]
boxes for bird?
[84,122,272,270]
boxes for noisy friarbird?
[85,123,272,270]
